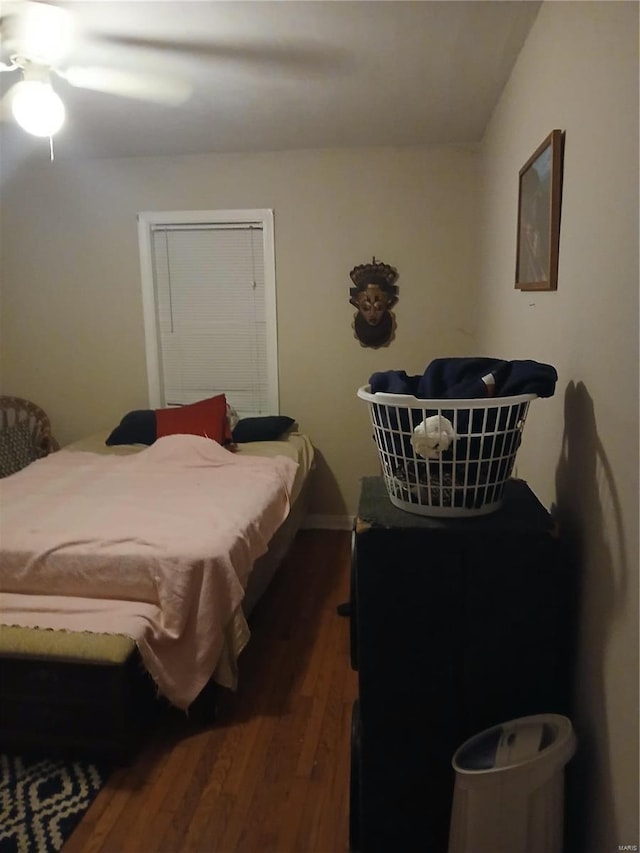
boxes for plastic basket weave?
[357,385,536,517]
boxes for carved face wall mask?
[353,284,391,326]
[348,258,399,348]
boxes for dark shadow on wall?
[552,381,630,853]
[305,448,349,518]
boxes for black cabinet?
[349,477,571,853]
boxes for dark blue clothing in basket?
[369,357,557,399]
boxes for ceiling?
[0,0,542,162]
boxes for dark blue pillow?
[232,416,295,443]
[106,410,156,446]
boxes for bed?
[0,397,314,759]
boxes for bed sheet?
[64,429,313,504]
[0,432,314,708]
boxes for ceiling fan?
[0,0,193,138]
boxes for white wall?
[0,145,480,518]
[477,2,639,849]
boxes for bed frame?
[0,398,310,761]
[0,629,157,761]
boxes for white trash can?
[448,714,576,853]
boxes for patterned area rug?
[0,754,110,853]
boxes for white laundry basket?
[448,714,577,853]
[357,385,537,517]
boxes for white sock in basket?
[410,415,458,459]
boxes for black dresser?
[349,477,572,853]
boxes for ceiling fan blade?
[93,34,346,75]
[57,65,192,105]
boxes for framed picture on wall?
[515,129,565,291]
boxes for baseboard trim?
[302,514,353,531]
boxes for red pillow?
[155,394,233,446]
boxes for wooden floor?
[64,529,356,853]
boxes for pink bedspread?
[0,434,298,708]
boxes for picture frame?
[515,129,564,291]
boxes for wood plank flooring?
[64,529,356,853]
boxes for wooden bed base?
[0,629,159,762]
[0,482,309,762]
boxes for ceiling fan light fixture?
[13,2,75,65]
[11,79,65,137]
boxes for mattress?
[63,429,314,506]
[0,431,314,708]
